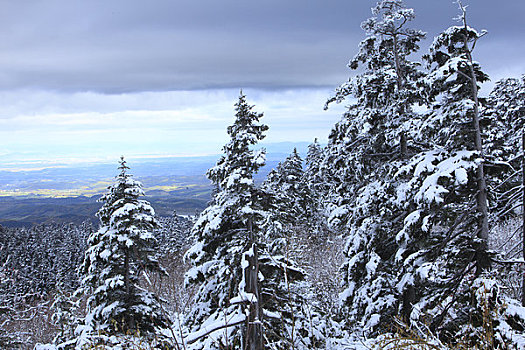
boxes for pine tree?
[389,3,525,345]
[263,148,313,225]
[184,92,269,349]
[322,0,427,335]
[304,139,325,198]
[77,157,168,346]
[185,93,321,349]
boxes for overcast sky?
[0,0,523,166]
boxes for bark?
[244,219,264,350]
[393,34,408,161]
[392,34,405,88]
[402,284,415,322]
[461,18,490,273]
[124,250,135,331]
[400,131,407,157]
[522,131,525,306]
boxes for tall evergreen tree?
[304,139,325,197]
[263,148,313,225]
[322,0,427,335]
[303,139,330,234]
[383,4,491,335]
[485,76,525,218]
[261,148,332,349]
[421,0,491,269]
[185,93,322,349]
[485,76,525,156]
[77,157,168,346]
[389,3,525,346]
[184,92,269,349]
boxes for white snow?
[185,312,246,345]
[365,252,380,277]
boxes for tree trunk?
[462,28,490,273]
[402,284,415,322]
[393,34,408,162]
[474,163,490,273]
[124,250,135,331]
[392,34,405,88]
[400,131,407,157]
[522,131,525,306]
[244,219,263,350]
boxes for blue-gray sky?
[0,0,523,166]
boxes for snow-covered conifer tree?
[263,148,313,225]
[485,76,525,218]
[77,157,168,346]
[262,149,331,349]
[304,139,325,197]
[322,0,427,335]
[184,92,269,349]
[485,75,524,157]
[389,3,525,345]
[303,139,330,234]
[185,93,322,349]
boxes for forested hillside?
[1,1,524,349]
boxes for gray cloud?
[0,0,522,93]
[0,0,522,165]
[0,88,347,163]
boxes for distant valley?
[0,190,209,228]
[0,142,310,227]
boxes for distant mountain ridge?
[0,142,314,226]
[0,141,312,197]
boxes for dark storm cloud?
[0,0,522,93]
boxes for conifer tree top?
[325,0,425,110]
[77,157,167,344]
[207,91,269,191]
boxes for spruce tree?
[185,93,321,349]
[184,92,269,349]
[77,157,168,346]
[263,148,313,225]
[322,0,426,335]
[389,3,525,345]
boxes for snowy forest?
[1,1,525,349]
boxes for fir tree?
[303,139,330,235]
[184,92,269,349]
[304,139,325,198]
[322,0,427,335]
[263,148,313,225]
[485,76,525,219]
[420,0,491,270]
[485,75,525,157]
[390,3,525,345]
[77,157,168,346]
[261,148,329,349]
[0,252,23,349]
[185,93,320,349]
[51,283,80,347]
